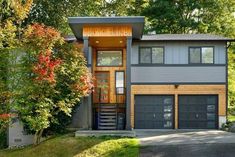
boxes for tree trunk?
[33,129,44,145]
[33,131,39,145]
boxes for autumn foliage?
[72,70,94,96]
[0,114,16,120]
[23,23,64,51]
[33,50,61,83]
[18,23,94,145]
[23,23,64,84]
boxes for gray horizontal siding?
[131,66,226,83]
[131,41,226,64]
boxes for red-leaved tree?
[17,23,93,145]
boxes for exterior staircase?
[98,104,117,130]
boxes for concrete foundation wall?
[8,119,33,147]
[219,116,227,128]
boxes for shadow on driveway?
[140,143,235,157]
[136,130,235,157]
[136,130,235,146]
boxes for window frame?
[96,50,123,67]
[115,70,125,95]
[188,46,214,64]
[139,46,165,65]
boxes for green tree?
[18,23,93,145]
[228,49,235,116]
[0,0,33,148]
[128,0,147,16]
[26,0,133,33]
[141,0,235,34]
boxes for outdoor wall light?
[174,84,179,89]
[95,40,99,44]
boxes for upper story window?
[97,50,122,66]
[139,47,164,64]
[189,47,214,64]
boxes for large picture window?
[189,47,214,64]
[97,50,122,66]
[139,47,164,64]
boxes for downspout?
[226,42,231,123]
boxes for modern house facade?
[7,16,234,147]
[68,16,234,130]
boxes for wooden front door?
[94,71,110,103]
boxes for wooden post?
[175,94,178,129]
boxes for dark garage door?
[178,95,218,129]
[135,95,174,129]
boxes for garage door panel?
[180,121,207,129]
[207,122,216,129]
[179,104,207,112]
[179,95,218,129]
[179,113,207,121]
[134,95,174,129]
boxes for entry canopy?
[68,16,145,40]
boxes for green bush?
[43,111,72,136]
[0,130,7,149]
[221,121,234,131]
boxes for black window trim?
[188,46,215,64]
[96,50,123,67]
[139,46,165,65]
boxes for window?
[140,48,151,63]
[189,47,214,64]
[202,47,214,63]
[139,47,164,64]
[115,71,125,94]
[97,50,122,66]
[152,47,164,64]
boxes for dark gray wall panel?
[88,46,92,65]
[131,66,226,83]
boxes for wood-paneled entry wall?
[92,48,126,103]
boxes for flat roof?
[68,16,145,40]
[140,34,234,41]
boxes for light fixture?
[174,84,179,89]
[95,40,99,44]
[119,40,123,44]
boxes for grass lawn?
[228,115,235,122]
[0,135,139,157]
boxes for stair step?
[99,121,116,124]
[100,109,116,112]
[98,126,117,130]
[99,116,117,119]
[100,106,116,109]
[99,119,116,122]
[99,113,116,115]
[99,115,116,117]
[99,122,116,126]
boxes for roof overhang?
[68,16,145,40]
[137,34,235,42]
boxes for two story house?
[67,16,234,130]
[8,15,234,147]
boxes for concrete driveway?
[136,130,235,157]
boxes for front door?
[94,71,110,103]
